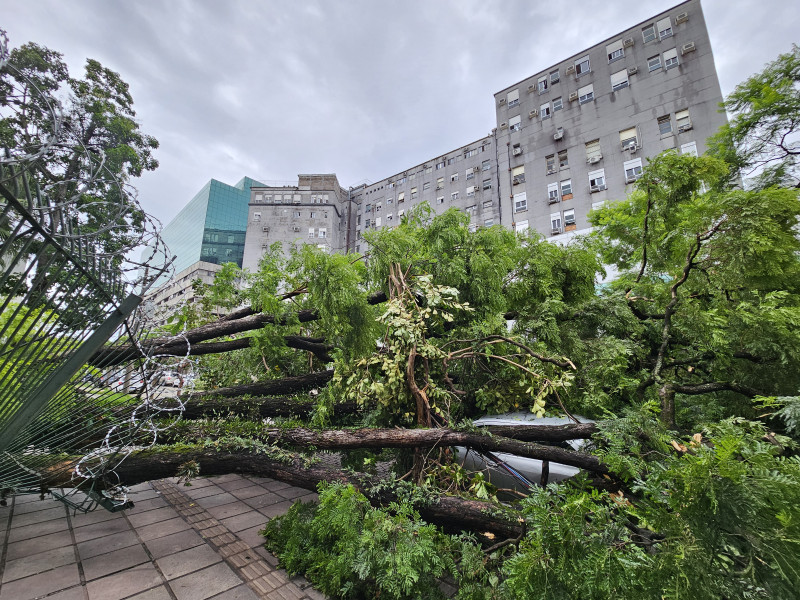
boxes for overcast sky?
[2,1,797,227]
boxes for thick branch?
[186,370,334,399]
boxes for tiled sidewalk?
[0,475,326,600]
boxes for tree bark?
[43,448,524,539]
[180,396,358,420]
[185,370,334,399]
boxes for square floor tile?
[137,517,192,542]
[78,529,140,560]
[82,544,150,581]
[156,543,222,580]
[170,562,244,600]
[206,502,251,521]
[5,530,73,561]
[126,506,179,528]
[0,563,80,600]
[85,564,163,600]
[144,528,205,559]
[72,517,131,543]
[2,546,76,583]
[220,512,268,534]
[7,517,69,543]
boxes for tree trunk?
[180,396,358,420]
[185,370,334,399]
[43,448,524,539]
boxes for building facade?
[154,0,724,296]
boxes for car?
[109,373,146,393]
[157,371,178,386]
[457,413,594,492]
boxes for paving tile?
[7,516,69,542]
[127,488,162,501]
[137,516,192,542]
[304,586,328,600]
[144,528,205,559]
[208,474,246,484]
[2,545,76,582]
[10,506,66,528]
[257,500,296,519]
[230,486,270,501]
[208,584,260,600]
[128,496,169,512]
[0,563,80,600]
[205,501,251,521]
[72,516,132,543]
[156,543,222,579]
[126,482,155,493]
[248,570,290,594]
[242,492,283,510]
[274,486,309,501]
[85,564,163,600]
[82,543,150,581]
[263,480,292,492]
[254,545,280,566]
[183,485,224,500]
[237,525,268,548]
[244,476,275,485]
[5,530,73,561]
[10,500,62,515]
[127,586,173,600]
[170,562,244,600]
[272,583,307,600]
[217,478,255,492]
[193,492,239,509]
[220,511,268,534]
[13,494,48,505]
[126,506,179,528]
[40,586,87,600]
[77,529,140,560]
[69,508,124,527]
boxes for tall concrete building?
[154,0,724,298]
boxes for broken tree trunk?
[185,370,334,399]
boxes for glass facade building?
[151,176,264,286]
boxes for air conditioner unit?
[678,123,693,133]
[512,147,523,156]
[528,110,537,119]
[551,228,562,235]
[553,128,564,140]
[546,169,557,175]
[676,11,689,24]
[262,226,270,232]
[293,226,301,232]
[623,37,635,48]
[681,42,696,55]
[626,176,638,184]
[625,144,639,153]
[548,197,560,204]
[527,83,536,92]
[500,122,508,129]
[590,184,607,193]
[565,65,576,75]
[627,66,638,75]
[512,175,525,185]
[499,98,506,105]
[568,91,579,102]
[587,156,602,165]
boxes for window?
[560,179,573,198]
[423,181,431,191]
[585,140,602,163]
[397,176,406,184]
[658,115,672,135]
[365,204,372,212]
[451,173,459,182]
[546,155,556,174]
[365,218,371,228]
[676,109,692,132]
[591,200,607,211]
[589,168,606,191]
[611,69,629,91]
[397,192,405,203]
[464,148,479,158]
[664,48,679,69]
[483,178,492,190]
[483,218,494,227]
[376,203,382,212]
[411,187,418,199]
[310,211,317,218]
[451,191,459,201]
[620,127,638,150]
[550,69,560,84]
[540,102,551,119]
[551,212,562,233]
[563,209,576,230]
[398,209,405,216]
[512,166,525,185]
[680,141,698,156]
[435,160,445,170]
[357,215,361,225]
[437,196,444,204]
[447,157,457,166]
[575,56,590,76]
[308,227,315,238]
[482,159,491,171]
[515,219,529,232]
[507,89,520,107]
[514,192,528,213]
[607,40,624,63]
[552,96,563,112]
[318,227,327,238]
[642,24,657,43]
[537,75,548,94]
[387,196,393,204]
[509,115,522,132]
[624,157,643,182]
[466,168,475,180]
[657,17,672,39]
[648,55,662,72]
[387,213,393,221]
[466,185,476,197]
[253,211,261,222]
[436,177,444,190]
[295,210,301,218]
[558,150,569,169]
[466,205,477,216]
[548,182,559,203]
[578,83,594,104]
